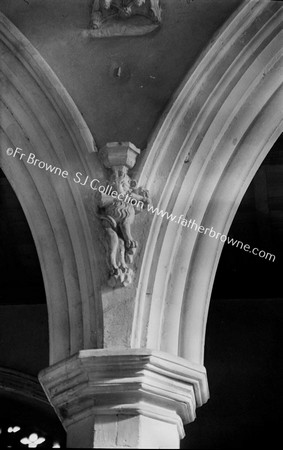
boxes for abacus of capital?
[39,349,209,449]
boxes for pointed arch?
[132,0,283,365]
[0,12,105,364]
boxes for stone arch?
[0,12,105,364]
[132,0,283,365]
[0,367,47,404]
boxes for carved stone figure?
[88,0,162,37]
[96,143,149,287]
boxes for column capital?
[99,141,140,170]
[39,349,209,442]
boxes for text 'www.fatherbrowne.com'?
[6,147,276,263]
[147,204,276,262]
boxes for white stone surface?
[131,0,283,365]
[0,11,105,364]
[39,349,209,448]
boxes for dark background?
[182,134,283,448]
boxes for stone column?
[39,349,209,449]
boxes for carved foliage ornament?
[96,142,150,287]
[88,0,162,37]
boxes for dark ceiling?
[0,0,243,150]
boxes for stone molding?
[0,14,96,157]
[131,0,283,363]
[0,367,48,404]
[39,349,209,438]
[2,2,282,402]
[0,12,105,364]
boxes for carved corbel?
[96,142,149,288]
[85,0,162,38]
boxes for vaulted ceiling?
[0,0,243,149]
